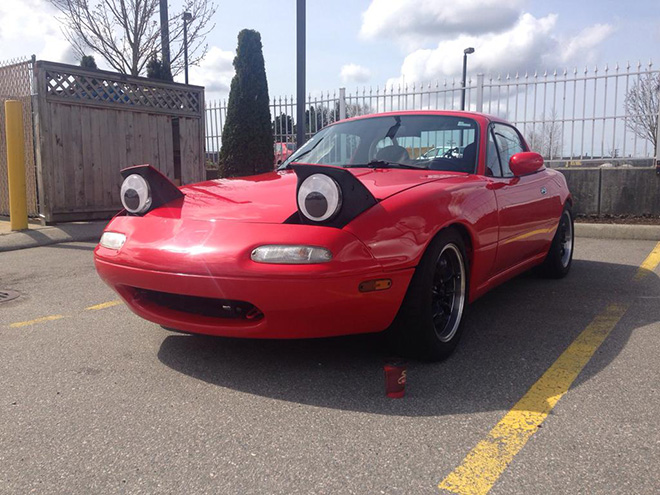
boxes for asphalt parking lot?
[1,238,659,494]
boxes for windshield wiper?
[346,160,426,170]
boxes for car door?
[487,123,558,275]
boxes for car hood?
[147,168,462,223]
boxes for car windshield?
[280,114,478,173]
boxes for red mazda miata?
[95,111,573,361]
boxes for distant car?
[95,111,573,361]
[418,145,454,160]
[274,142,296,167]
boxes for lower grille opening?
[134,288,264,321]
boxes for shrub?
[220,29,274,177]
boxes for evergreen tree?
[273,113,295,140]
[146,57,173,81]
[80,55,98,69]
[220,29,274,176]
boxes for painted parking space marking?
[86,300,121,311]
[438,240,660,494]
[633,241,660,281]
[438,303,628,495]
[7,300,122,328]
[9,314,66,328]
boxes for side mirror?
[509,152,544,176]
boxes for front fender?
[344,175,500,295]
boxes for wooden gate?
[33,61,205,223]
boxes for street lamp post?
[461,47,475,111]
[183,12,192,84]
[159,0,171,77]
[296,0,306,148]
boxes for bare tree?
[526,110,562,159]
[624,72,660,156]
[49,0,216,77]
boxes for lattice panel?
[0,57,38,217]
[43,67,201,115]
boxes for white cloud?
[184,46,235,100]
[388,14,556,86]
[386,13,613,87]
[0,0,76,64]
[340,63,372,84]
[559,24,615,64]
[361,0,525,45]
[40,37,78,65]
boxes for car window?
[301,132,361,165]
[373,127,477,168]
[486,129,502,177]
[492,124,524,177]
[282,115,479,172]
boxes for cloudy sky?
[1,0,658,101]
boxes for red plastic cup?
[384,359,407,398]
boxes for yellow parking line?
[9,315,65,328]
[85,300,121,311]
[438,303,629,495]
[7,301,121,328]
[633,241,660,281]
[439,238,660,494]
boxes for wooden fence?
[33,61,205,223]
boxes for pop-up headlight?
[118,164,184,216]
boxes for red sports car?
[95,111,573,361]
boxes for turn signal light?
[358,279,392,292]
[99,231,126,250]
[250,245,332,264]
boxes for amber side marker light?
[359,279,392,292]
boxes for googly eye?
[120,174,152,214]
[297,174,342,222]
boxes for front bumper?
[96,258,413,338]
[94,216,413,338]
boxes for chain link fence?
[0,56,38,217]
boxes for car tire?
[387,228,469,362]
[539,204,574,279]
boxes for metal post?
[655,83,660,170]
[461,54,467,111]
[183,12,192,84]
[159,0,171,77]
[296,0,306,148]
[183,19,188,84]
[339,87,346,120]
[476,74,484,113]
[5,101,28,231]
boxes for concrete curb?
[575,222,660,241]
[0,221,107,252]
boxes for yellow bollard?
[5,100,28,231]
